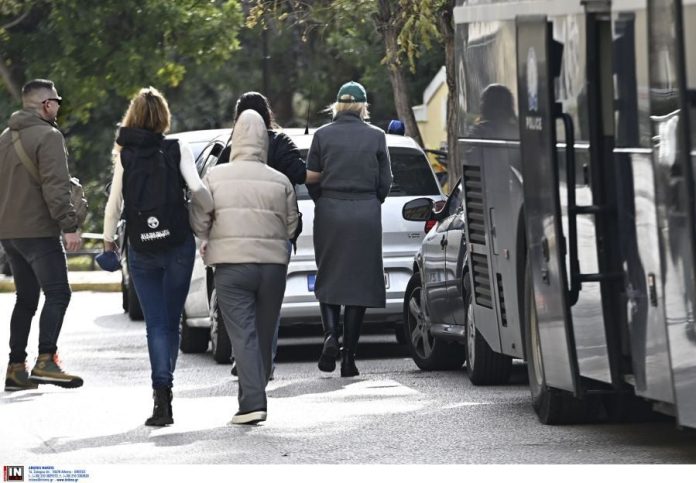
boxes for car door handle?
[440,235,448,248]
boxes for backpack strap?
[11,130,40,183]
[290,194,303,254]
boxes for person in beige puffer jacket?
[191,109,298,425]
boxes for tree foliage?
[1,0,242,121]
[0,0,452,232]
[0,0,243,231]
[247,0,452,147]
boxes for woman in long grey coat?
[305,81,393,377]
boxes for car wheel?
[127,277,144,321]
[180,311,209,354]
[394,323,407,345]
[0,247,11,276]
[209,289,232,364]
[121,277,129,313]
[465,275,512,385]
[403,272,466,370]
[524,258,592,424]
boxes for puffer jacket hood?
[8,109,56,131]
[189,110,298,265]
[230,110,268,163]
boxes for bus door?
[646,0,696,428]
[612,1,675,408]
[516,16,579,394]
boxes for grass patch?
[67,255,96,271]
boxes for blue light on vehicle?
[307,273,316,292]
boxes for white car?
[121,128,444,363]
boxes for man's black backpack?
[121,139,190,253]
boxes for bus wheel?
[524,260,588,424]
[403,272,466,371]
[465,276,512,385]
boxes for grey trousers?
[214,263,287,413]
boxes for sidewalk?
[0,270,121,293]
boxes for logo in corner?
[147,216,160,229]
[527,46,539,112]
[3,466,24,482]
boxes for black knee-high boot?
[341,306,366,377]
[145,387,173,426]
[318,303,341,372]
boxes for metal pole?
[262,27,270,96]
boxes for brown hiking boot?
[29,353,83,389]
[5,362,39,391]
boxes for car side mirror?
[210,143,223,157]
[196,141,226,176]
[402,198,435,222]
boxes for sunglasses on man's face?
[43,97,62,106]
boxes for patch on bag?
[147,216,160,229]
[141,229,171,242]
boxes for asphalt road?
[1,292,695,466]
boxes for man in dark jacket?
[219,129,306,185]
[0,79,83,391]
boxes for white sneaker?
[230,409,267,425]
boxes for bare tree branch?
[1,10,29,30]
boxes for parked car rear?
[119,128,444,362]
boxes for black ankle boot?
[340,348,359,377]
[318,303,341,372]
[145,387,173,426]
[318,334,340,372]
[341,306,366,378]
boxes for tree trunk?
[383,32,423,147]
[0,53,21,103]
[377,0,424,147]
[0,10,30,103]
[440,0,460,189]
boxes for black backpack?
[122,139,190,253]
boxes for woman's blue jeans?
[128,233,195,389]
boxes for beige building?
[412,66,448,186]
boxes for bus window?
[457,20,519,140]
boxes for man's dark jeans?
[1,237,71,364]
[128,233,195,389]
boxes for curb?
[0,280,121,293]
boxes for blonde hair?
[328,99,370,121]
[121,87,171,133]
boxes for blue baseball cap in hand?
[96,251,121,272]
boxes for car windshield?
[296,147,440,200]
